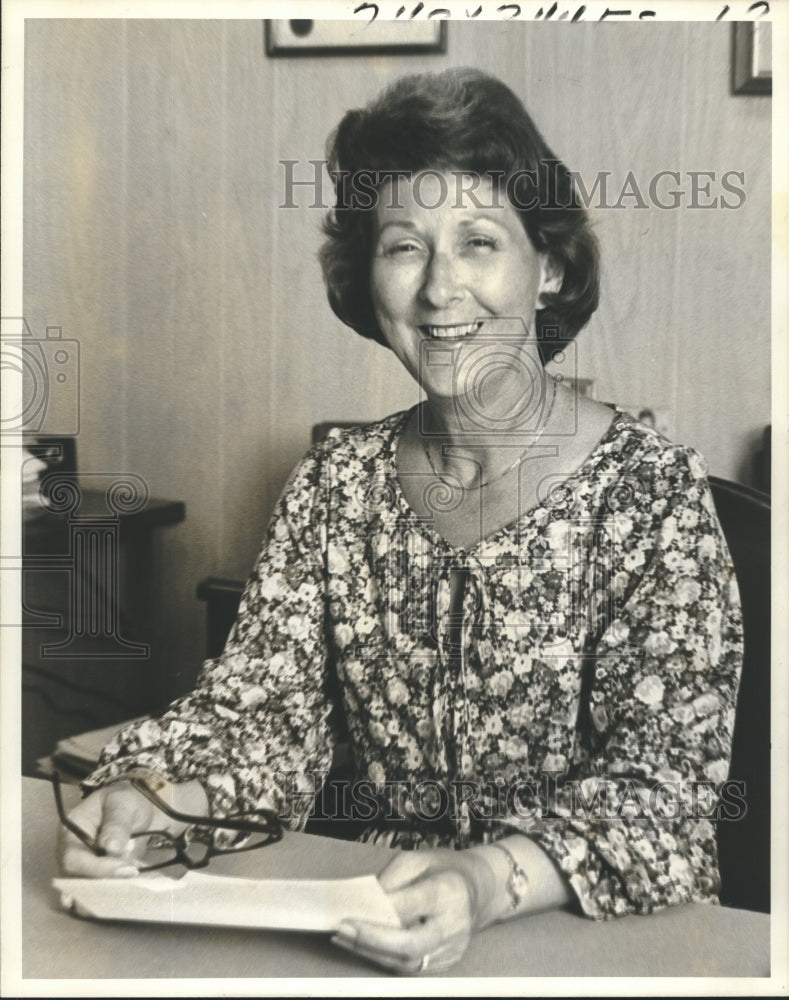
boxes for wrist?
[470,839,532,925]
[465,846,508,929]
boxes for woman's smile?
[419,320,484,340]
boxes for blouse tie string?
[457,561,494,774]
[431,570,453,776]
[432,558,494,844]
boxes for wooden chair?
[708,477,770,913]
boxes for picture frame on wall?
[265,19,448,57]
[732,21,772,95]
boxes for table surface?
[20,777,770,981]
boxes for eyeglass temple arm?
[52,775,98,850]
[52,771,278,837]
[129,778,281,833]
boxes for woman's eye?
[385,241,422,257]
[466,236,496,252]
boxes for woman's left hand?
[330,848,496,975]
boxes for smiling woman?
[58,68,744,977]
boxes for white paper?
[52,872,401,933]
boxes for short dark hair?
[319,68,600,364]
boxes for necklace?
[421,376,558,491]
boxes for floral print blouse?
[87,407,743,920]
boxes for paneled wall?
[24,20,771,697]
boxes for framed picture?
[265,19,447,57]
[732,22,772,95]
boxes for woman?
[58,69,743,975]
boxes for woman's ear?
[537,255,564,307]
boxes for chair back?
[708,476,770,913]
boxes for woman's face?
[370,171,561,412]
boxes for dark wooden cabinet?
[22,486,185,775]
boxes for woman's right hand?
[56,778,208,878]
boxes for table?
[17,778,770,982]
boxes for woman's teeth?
[422,321,482,340]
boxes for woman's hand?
[330,848,497,975]
[56,778,208,878]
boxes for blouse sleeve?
[82,443,338,832]
[500,447,744,918]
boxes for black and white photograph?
[1,1,786,994]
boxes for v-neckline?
[385,403,628,556]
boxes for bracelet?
[491,841,530,912]
[119,768,170,793]
[99,768,172,801]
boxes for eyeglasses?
[52,771,283,872]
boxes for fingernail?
[115,866,139,878]
[334,921,357,942]
[102,837,135,858]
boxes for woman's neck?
[418,371,560,487]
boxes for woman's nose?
[419,252,464,309]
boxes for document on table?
[52,872,401,932]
